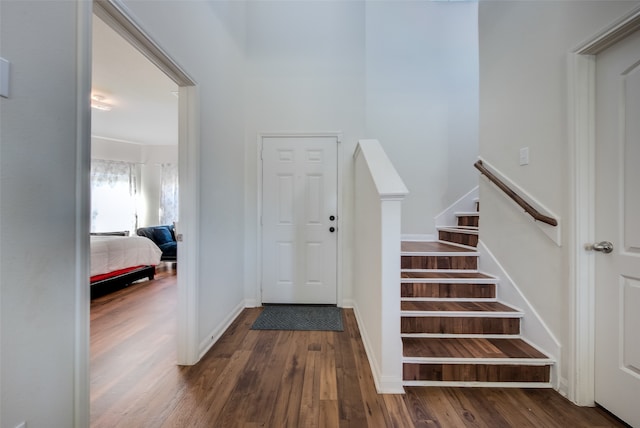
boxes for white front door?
[261,136,338,304]
[594,28,640,428]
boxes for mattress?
[90,235,162,277]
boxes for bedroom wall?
[91,137,178,229]
[120,0,248,352]
[478,0,640,394]
[0,1,87,427]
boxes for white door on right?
[594,27,640,428]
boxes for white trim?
[177,85,200,365]
[455,212,480,217]
[350,302,405,394]
[575,6,640,55]
[353,140,409,199]
[403,357,554,365]
[198,302,245,360]
[569,6,640,406]
[401,251,479,257]
[400,278,496,284]
[93,0,195,86]
[568,51,597,407]
[402,380,553,388]
[74,1,93,426]
[402,333,520,339]
[401,311,522,318]
[401,298,498,302]
[256,132,343,306]
[401,268,487,274]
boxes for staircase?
[401,201,554,386]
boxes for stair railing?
[474,160,558,227]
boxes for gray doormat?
[251,305,343,331]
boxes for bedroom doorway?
[91,0,199,369]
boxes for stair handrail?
[474,160,558,227]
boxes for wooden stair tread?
[402,337,548,360]
[401,301,518,313]
[401,271,494,280]
[401,241,474,253]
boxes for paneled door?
[594,27,640,428]
[261,136,338,304]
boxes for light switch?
[0,57,10,98]
[519,147,529,166]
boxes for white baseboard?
[342,298,355,308]
[244,298,259,308]
[198,301,245,360]
[350,302,405,394]
[558,377,569,398]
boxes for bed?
[90,234,162,298]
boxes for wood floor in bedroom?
[90,267,626,427]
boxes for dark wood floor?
[90,268,626,427]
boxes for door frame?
[76,0,200,424]
[569,5,640,406]
[256,132,343,306]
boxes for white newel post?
[352,139,408,393]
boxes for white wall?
[243,1,479,304]
[366,1,479,235]
[478,0,640,392]
[0,1,87,427]
[121,0,248,352]
[243,0,366,304]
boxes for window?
[160,163,178,225]
[90,159,138,234]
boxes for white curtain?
[160,163,179,225]
[90,159,138,234]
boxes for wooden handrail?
[474,160,558,227]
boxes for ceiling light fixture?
[91,94,112,111]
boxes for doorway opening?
[89,0,199,410]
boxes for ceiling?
[91,16,178,146]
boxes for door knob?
[329,215,335,221]
[587,241,613,253]
[329,227,335,233]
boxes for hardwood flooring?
[91,270,626,427]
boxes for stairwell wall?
[365,1,479,236]
[478,0,640,396]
